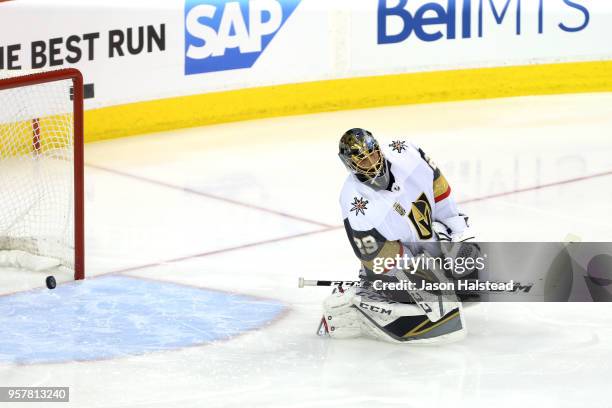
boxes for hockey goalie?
[319,128,480,344]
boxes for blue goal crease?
[0,275,286,364]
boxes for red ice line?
[91,165,612,275]
[87,163,333,228]
[458,170,612,204]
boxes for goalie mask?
[338,128,390,190]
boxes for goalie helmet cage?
[0,68,84,280]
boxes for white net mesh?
[0,72,76,272]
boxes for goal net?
[0,69,84,280]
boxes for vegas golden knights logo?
[408,193,433,239]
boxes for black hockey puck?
[46,276,56,290]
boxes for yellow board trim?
[85,60,612,142]
[0,115,72,158]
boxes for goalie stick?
[299,233,582,288]
[298,277,360,288]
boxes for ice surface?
[1,93,611,407]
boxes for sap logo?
[378,0,590,44]
[185,0,300,75]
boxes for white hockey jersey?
[340,141,467,273]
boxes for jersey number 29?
[353,236,379,255]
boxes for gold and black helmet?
[338,128,389,187]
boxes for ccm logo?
[359,302,392,315]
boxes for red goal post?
[0,68,84,280]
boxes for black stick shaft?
[298,277,360,288]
